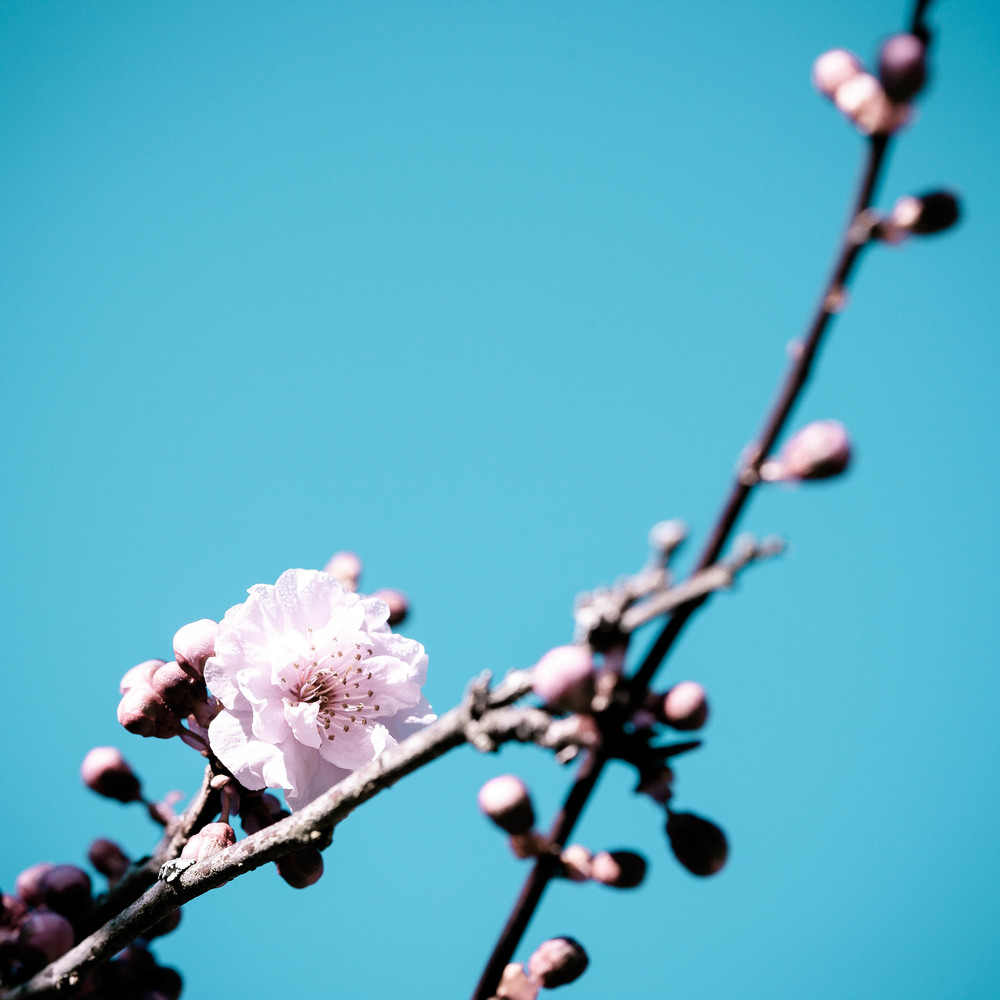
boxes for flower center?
[278,627,382,741]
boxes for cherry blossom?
[205,568,433,809]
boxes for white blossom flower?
[205,568,433,809]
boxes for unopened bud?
[834,72,908,135]
[151,661,207,714]
[478,775,535,835]
[591,850,647,888]
[18,910,75,964]
[371,588,409,626]
[527,937,589,988]
[889,191,960,235]
[1,892,27,927]
[81,746,142,802]
[172,619,217,678]
[559,844,593,882]
[648,519,688,558]
[879,33,927,103]
[14,863,53,907]
[40,865,92,921]
[275,848,324,888]
[762,420,851,482]
[117,688,183,739]
[495,962,539,1000]
[324,551,362,591]
[812,48,863,99]
[531,646,595,714]
[666,811,728,876]
[180,822,236,862]
[88,839,131,882]
[120,659,165,695]
[661,681,709,731]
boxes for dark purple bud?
[371,588,409,626]
[275,848,324,888]
[323,551,362,591]
[478,775,535,835]
[117,688,183,739]
[661,681,709,731]
[666,811,729,876]
[145,908,181,940]
[531,645,595,714]
[527,937,589,988]
[890,191,961,235]
[17,910,75,964]
[81,747,142,803]
[591,850,647,889]
[636,766,675,805]
[14,863,54,907]
[40,865,92,921]
[172,620,217,679]
[87,839,130,883]
[1,893,27,928]
[150,660,207,714]
[879,33,927,103]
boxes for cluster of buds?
[491,938,590,999]
[812,32,927,135]
[117,619,220,750]
[324,550,410,626]
[239,792,324,889]
[760,420,852,483]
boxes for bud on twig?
[276,848,324,889]
[17,911,75,966]
[666,811,728,876]
[371,587,409,626]
[659,681,709,731]
[39,865,92,922]
[478,776,535,835]
[81,746,142,803]
[180,822,236,862]
[117,687,183,739]
[591,850,647,889]
[878,33,927,103]
[494,962,539,1000]
[559,844,593,882]
[761,420,852,482]
[14,863,54,907]
[812,48,863,99]
[889,191,961,235]
[527,937,589,988]
[172,619,218,678]
[531,645,595,714]
[324,550,362,591]
[88,839,131,883]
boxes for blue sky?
[2,2,999,998]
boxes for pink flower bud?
[180,822,236,862]
[18,910,75,964]
[117,688,183,739]
[834,72,908,135]
[494,962,540,1000]
[591,850,647,889]
[370,588,409,626]
[812,48,863,99]
[120,659,165,695]
[878,33,927,103]
[88,839,131,883]
[661,681,709,731]
[150,661,207,714]
[81,746,142,802]
[275,848,324,888]
[40,864,92,921]
[478,775,535,835]
[531,645,595,714]
[14,863,53,907]
[172,620,217,678]
[666,811,728,877]
[559,844,593,882]
[763,420,852,482]
[1,892,27,927]
[648,519,688,558]
[889,191,961,235]
[527,937,589,988]
[323,551,362,591]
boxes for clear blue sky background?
[2,2,998,998]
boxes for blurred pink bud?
[763,420,852,482]
[812,48,863,99]
[648,519,688,558]
[172,620,217,678]
[478,775,535,835]
[662,681,709,731]
[494,962,540,1000]
[151,661,206,714]
[88,839,131,883]
[180,822,236,862]
[879,33,927,103]
[18,910,75,964]
[120,659,165,695]
[559,844,593,882]
[40,865,92,921]
[1,892,27,927]
[14,863,53,907]
[371,588,409,626]
[117,688,183,739]
[591,850,647,889]
[81,746,142,802]
[666,811,729,877]
[889,191,961,235]
[833,72,908,135]
[531,645,595,714]
[323,551,362,591]
[527,937,589,988]
[145,908,182,940]
[275,848,324,889]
